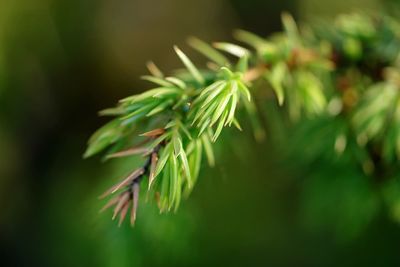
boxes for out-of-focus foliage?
[273,13,400,239]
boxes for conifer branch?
[85,12,400,226]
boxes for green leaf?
[226,91,237,126]
[213,42,249,58]
[154,143,173,178]
[220,67,235,79]
[121,87,181,104]
[98,107,125,116]
[237,80,251,101]
[200,82,227,109]
[160,161,170,212]
[146,99,173,116]
[174,46,204,84]
[192,101,218,126]
[296,71,326,114]
[236,54,249,73]
[173,134,183,157]
[165,77,186,89]
[213,110,229,141]
[147,132,172,150]
[168,154,178,210]
[174,173,182,212]
[265,62,287,105]
[192,139,202,180]
[141,75,174,87]
[196,102,218,128]
[232,118,242,131]
[85,135,116,159]
[198,118,211,136]
[165,120,177,129]
[282,12,301,46]
[201,131,215,166]
[179,122,193,140]
[84,120,123,158]
[197,80,225,100]
[210,92,231,126]
[234,29,266,49]
[185,139,202,197]
[180,149,192,188]
[120,102,157,120]
[188,37,229,66]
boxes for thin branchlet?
[99,136,163,226]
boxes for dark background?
[1,0,399,266]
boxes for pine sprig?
[85,41,251,226]
[85,12,400,227]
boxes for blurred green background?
[1,0,400,266]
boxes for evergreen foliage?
[85,12,400,227]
